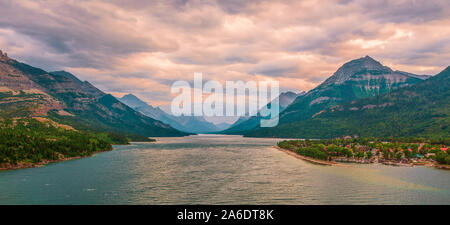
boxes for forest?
[0,118,153,168]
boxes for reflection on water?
[0,135,449,204]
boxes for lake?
[0,135,449,204]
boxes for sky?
[0,0,449,122]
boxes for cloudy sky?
[0,0,449,117]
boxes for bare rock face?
[317,55,425,91]
[321,56,392,86]
[306,55,426,99]
[0,50,12,62]
[0,63,40,91]
[0,51,42,93]
[0,55,65,116]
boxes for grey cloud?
[359,0,449,23]
[250,59,301,77]
[0,1,178,69]
[0,0,449,106]
[250,65,298,77]
[171,52,260,65]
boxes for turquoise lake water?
[0,135,449,204]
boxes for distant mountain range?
[222,91,304,134]
[241,56,449,138]
[0,50,188,137]
[119,93,231,133]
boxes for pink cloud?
[0,0,449,108]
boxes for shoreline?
[0,149,112,171]
[274,146,450,170]
[0,138,159,171]
[434,164,450,170]
[273,146,350,167]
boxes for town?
[277,137,450,169]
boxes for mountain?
[215,122,232,131]
[277,56,429,124]
[0,50,188,137]
[245,66,449,138]
[222,91,304,134]
[172,115,222,133]
[119,93,225,133]
[118,93,149,108]
[279,91,304,107]
[119,94,177,127]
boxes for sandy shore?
[434,164,450,170]
[273,146,350,167]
